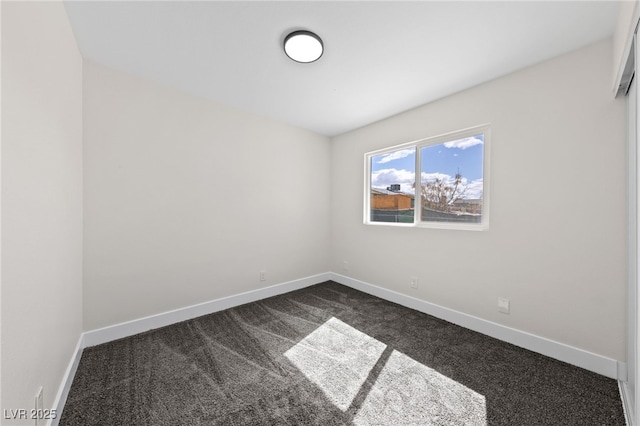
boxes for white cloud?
[372,169,483,200]
[421,172,469,186]
[371,168,415,193]
[443,136,483,150]
[465,179,484,199]
[420,173,482,200]
[375,148,415,164]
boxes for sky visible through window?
[371,134,484,200]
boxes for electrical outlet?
[498,297,510,314]
[343,260,349,272]
[260,270,267,282]
[410,277,419,289]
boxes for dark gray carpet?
[60,281,625,425]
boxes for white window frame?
[364,124,491,231]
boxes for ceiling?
[63,1,619,137]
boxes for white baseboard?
[83,272,332,347]
[52,271,626,424]
[48,334,84,426]
[51,272,332,422]
[619,380,634,426]
[330,272,624,380]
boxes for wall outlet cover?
[410,277,419,289]
[498,297,510,314]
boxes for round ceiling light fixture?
[284,30,323,63]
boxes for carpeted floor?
[59,281,626,425]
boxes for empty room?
[3,0,640,425]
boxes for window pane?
[370,147,416,223]
[420,134,484,224]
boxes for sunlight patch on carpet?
[284,317,386,410]
[353,349,486,425]
[285,317,486,424]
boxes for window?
[365,125,489,230]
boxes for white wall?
[83,61,331,331]
[1,1,83,423]
[0,6,626,420]
[331,39,627,361]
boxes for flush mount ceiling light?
[284,30,323,63]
